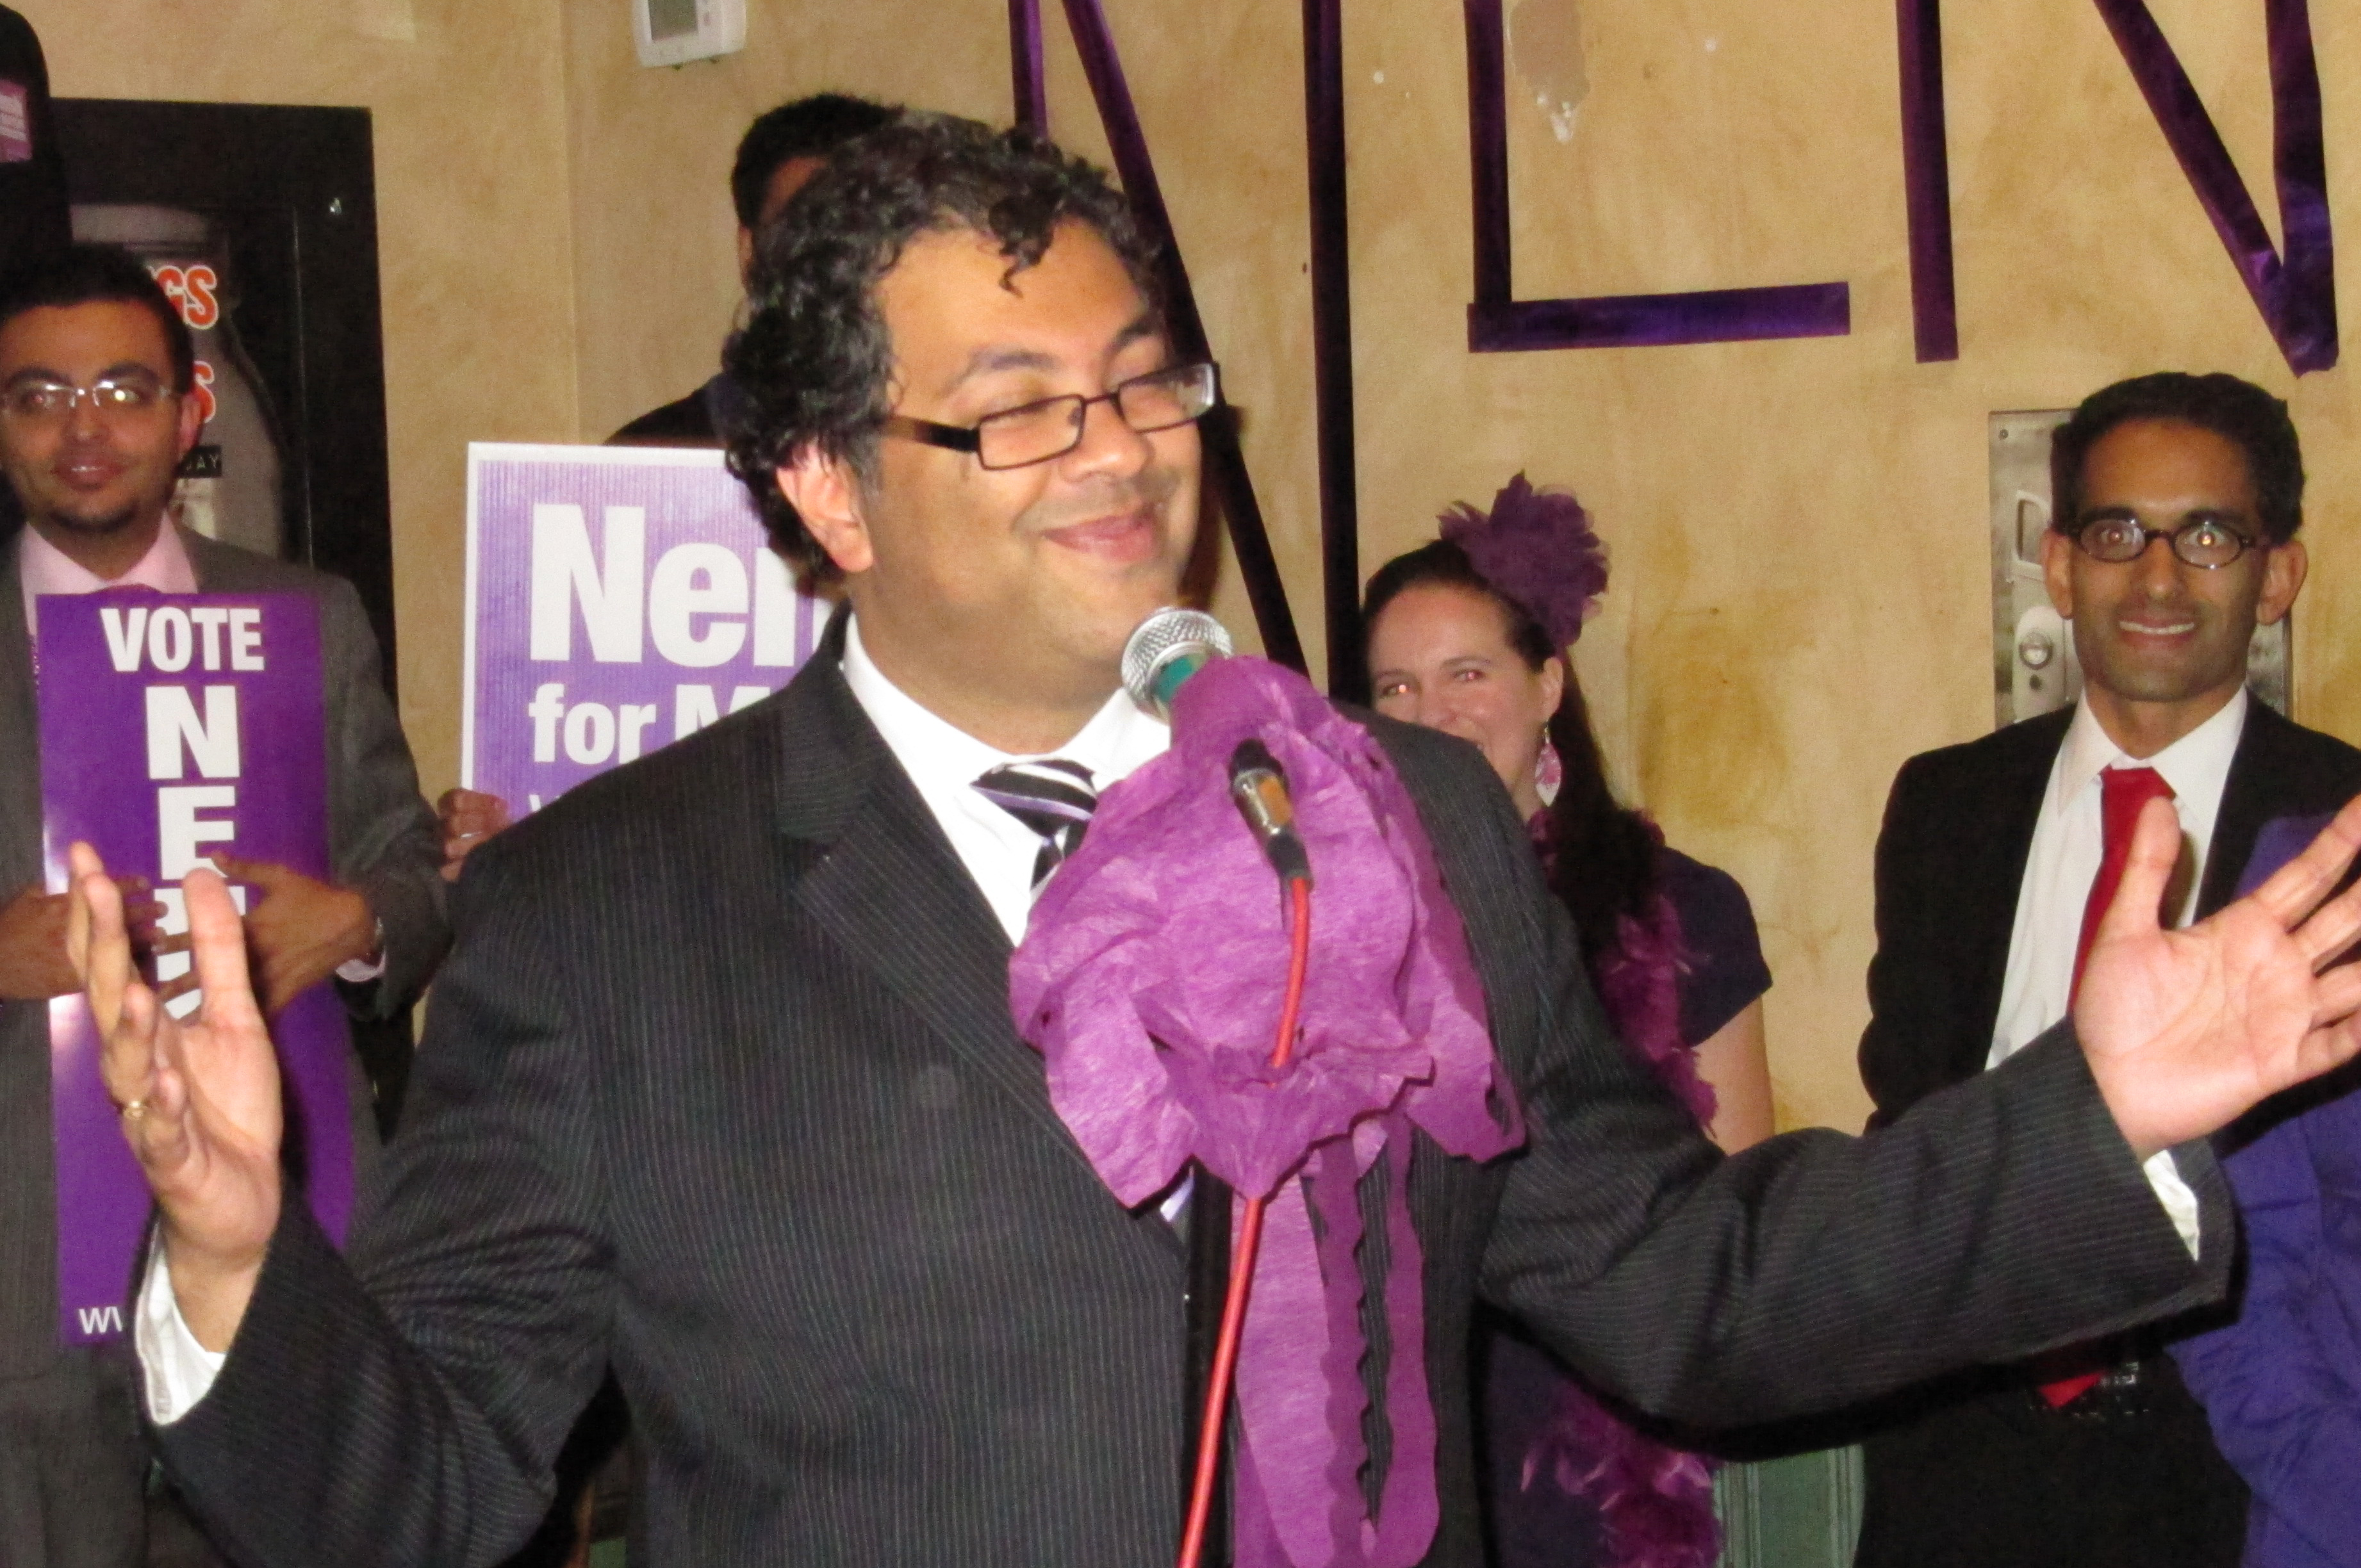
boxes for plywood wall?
[559,0,2360,1132]
[27,0,2357,1131]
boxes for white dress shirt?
[1986,689,2250,1258]
[138,612,1175,1422]
[838,616,1171,945]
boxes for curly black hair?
[2050,371,2305,544]
[722,113,1163,580]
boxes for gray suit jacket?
[0,526,446,1390]
[156,621,2232,1568]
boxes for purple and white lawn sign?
[463,444,825,813]
[39,589,351,1343]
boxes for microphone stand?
[1180,1166,1235,1568]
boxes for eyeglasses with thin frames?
[2069,512,2263,570]
[882,361,1219,471]
[0,372,177,425]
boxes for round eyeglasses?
[882,361,1219,471]
[2071,514,2260,570]
[0,372,176,424]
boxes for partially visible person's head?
[0,245,202,552]
[730,94,900,278]
[2043,373,2307,752]
[729,114,1197,739]
[0,243,194,393]
[1364,540,1562,813]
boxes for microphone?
[1121,606,1233,723]
[1121,608,1311,887]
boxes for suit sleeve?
[2169,1100,2361,1562]
[151,842,612,1568]
[318,576,448,1017]
[1438,742,2234,1429]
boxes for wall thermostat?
[634,0,746,67]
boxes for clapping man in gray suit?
[0,244,445,1568]
[69,117,2361,1568]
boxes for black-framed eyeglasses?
[2071,512,2261,569]
[0,371,176,424]
[882,361,1219,471]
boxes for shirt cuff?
[135,1235,227,1425]
[334,918,389,984]
[2143,1148,2202,1260]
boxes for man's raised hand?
[2076,794,2361,1161]
[68,842,281,1352]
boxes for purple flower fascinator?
[1011,655,1526,1568]
[1438,472,1608,651]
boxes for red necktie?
[2042,764,2176,1408]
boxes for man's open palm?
[69,844,282,1349]
[2077,795,2361,1159]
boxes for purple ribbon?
[1007,0,1047,135]
[1054,0,1307,673]
[1012,658,1524,1567]
[2091,0,2336,373]
[1461,0,1852,351]
[1895,0,1958,363]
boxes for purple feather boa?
[1526,813,1723,1568]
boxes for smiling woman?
[1365,475,1776,1568]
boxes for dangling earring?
[1534,724,1563,807]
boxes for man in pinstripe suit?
[71,115,2361,1568]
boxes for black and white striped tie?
[974,758,1098,891]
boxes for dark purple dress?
[1477,839,1771,1568]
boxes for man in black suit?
[70,120,2361,1568]
[1853,372,2361,1568]
[0,245,446,1568]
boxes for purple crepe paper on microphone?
[1012,657,1523,1567]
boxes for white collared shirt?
[138,612,1176,1423]
[17,519,197,631]
[839,614,1171,945]
[1984,689,2250,1261]
[1989,689,2248,1067]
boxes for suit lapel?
[768,620,1111,1191]
[1953,709,2073,1085]
[0,541,40,891]
[2203,701,2302,918]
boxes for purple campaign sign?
[38,589,352,1344]
[464,444,824,812]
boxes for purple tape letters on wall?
[1461,0,1852,352]
[40,589,352,1344]
[463,445,825,813]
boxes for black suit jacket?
[159,623,2238,1568]
[1852,697,2361,1568]
[1861,699,2361,1129]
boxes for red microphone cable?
[1177,872,1313,1568]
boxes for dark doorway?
[49,99,397,684]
